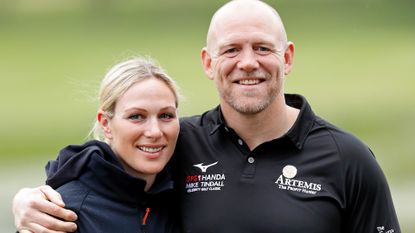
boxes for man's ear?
[283,42,295,75]
[201,47,214,80]
[97,110,112,140]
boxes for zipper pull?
[142,207,151,226]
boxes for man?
[13,0,401,232]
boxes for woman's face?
[100,78,179,180]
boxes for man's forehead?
[214,2,276,23]
[216,32,279,47]
[208,18,282,52]
[207,1,284,43]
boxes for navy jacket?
[46,140,181,233]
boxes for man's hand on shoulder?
[13,185,78,233]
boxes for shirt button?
[248,157,255,164]
[238,139,243,145]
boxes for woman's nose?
[144,119,163,139]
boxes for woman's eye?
[128,114,143,121]
[160,113,175,120]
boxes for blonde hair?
[89,56,180,141]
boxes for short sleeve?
[340,139,401,233]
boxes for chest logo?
[275,165,322,195]
[185,161,225,193]
[282,165,297,178]
[377,226,395,233]
[193,161,218,173]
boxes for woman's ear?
[97,110,112,140]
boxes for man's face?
[204,9,288,115]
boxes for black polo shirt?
[173,94,400,233]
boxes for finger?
[34,186,78,222]
[19,230,33,233]
[28,212,77,233]
[33,198,78,222]
[39,185,65,207]
[25,222,70,233]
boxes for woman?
[44,56,181,232]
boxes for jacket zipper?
[141,207,151,233]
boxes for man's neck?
[221,98,300,150]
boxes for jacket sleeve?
[56,180,90,233]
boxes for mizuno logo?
[193,161,218,173]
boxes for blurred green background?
[1,0,414,231]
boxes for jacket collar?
[46,140,175,204]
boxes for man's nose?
[236,48,259,72]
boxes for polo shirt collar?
[208,106,226,135]
[208,94,315,150]
[284,94,315,150]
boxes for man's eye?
[225,48,237,53]
[255,46,272,55]
[222,48,239,57]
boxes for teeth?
[139,146,163,153]
[239,79,260,85]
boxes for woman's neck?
[120,162,156,192]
